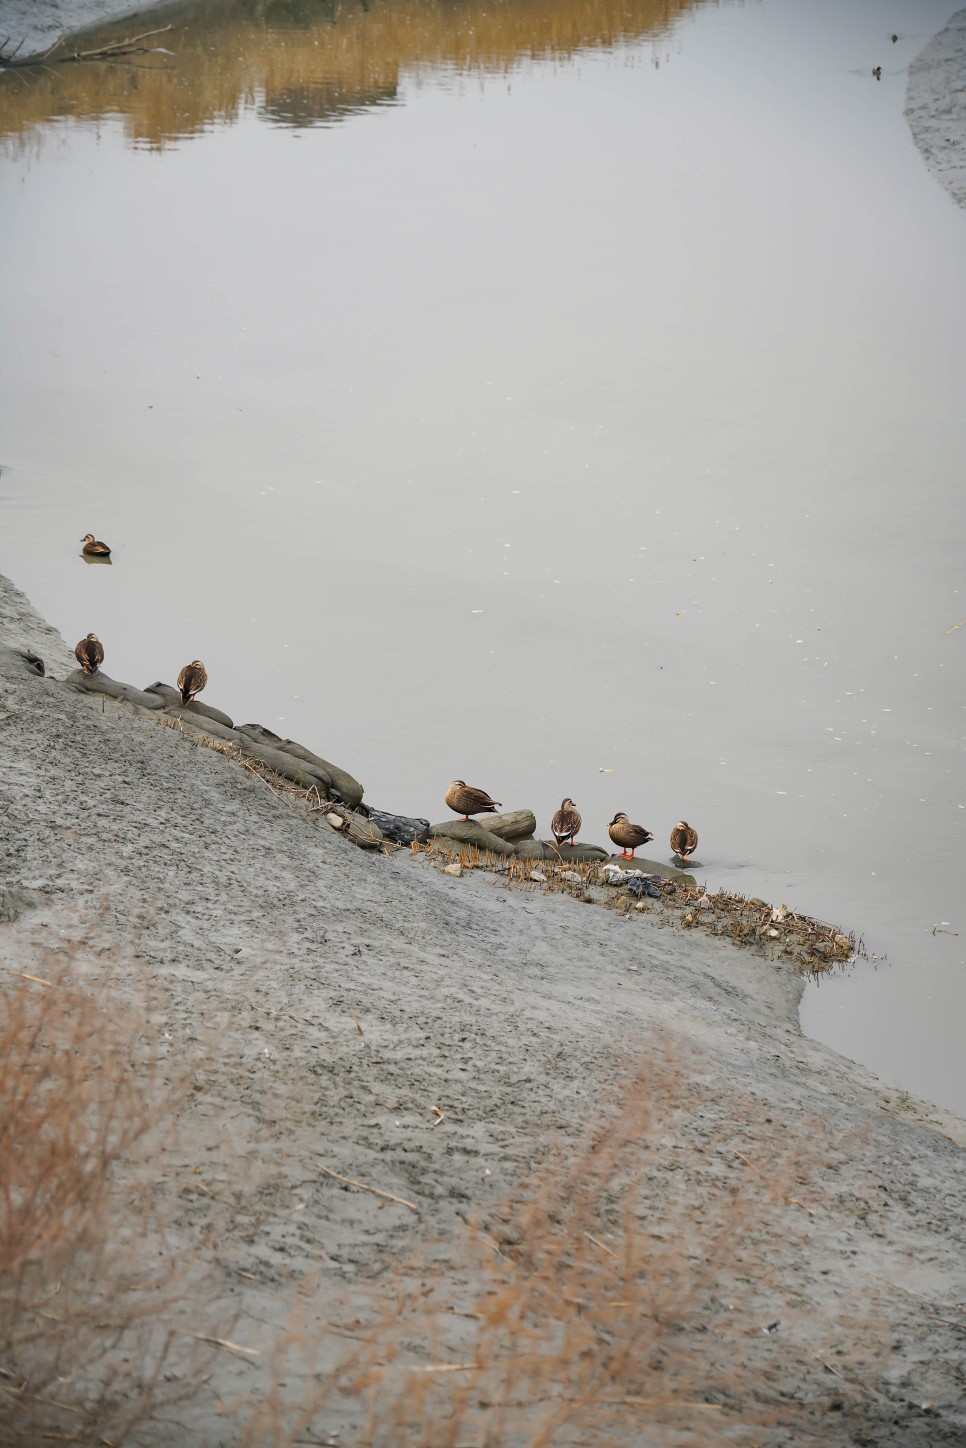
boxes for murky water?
[1,0,964,1112]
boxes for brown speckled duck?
[80,533,111,557]
[670,820,699,861]
[445,779,501,820]
[177,660,208,706]
[608,811,654,859]
[74,633,104,675]
[551,798,581,847]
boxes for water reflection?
[0,0,702,144]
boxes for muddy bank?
[906,7,966,209]
[1,568,965,1446]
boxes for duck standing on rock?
[177,660,208,706]
[608,811,654,859]
[551,797,581,846]
[74,633,105,675]
[670,820,699,862]
[80,533,111,557]
[445,779,501,820]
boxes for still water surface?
[1,0,964,1111]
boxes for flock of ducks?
[73,630,208,708]
[446,780,698,864]
[73,535,696,864]
[75,531,208,707]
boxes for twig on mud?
[0,710,19,724]
[2,23,175,68]
[945,619,966,634]
[584,1231,619,1259]
[432,1105,446,1127]
[315,1161,419,1213]
[9,969,54,987]
[405,1362,480,1374]
[185,1333,260,1358]
[927,1315,966,1331]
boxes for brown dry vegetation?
[0,0,704,148]
[0,935,204,1446]
[331,1050,885,1448]
[1,925,887,1448]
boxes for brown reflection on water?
[0,0,703,146]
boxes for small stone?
[635,901,649,912]
[558,870,581,883]
[442,862,463,877]
[531,870,546,883]
[326,813,346,830]
[771,905,788,923]
[697,894,713,911]
[767,928,780,938]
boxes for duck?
[551,798,581,847]
[74,633,104,675]
[872,65,882,79]
[445,779,501,820]
[177,660,208,706]
[80,533,111,557]
[607,811,654,859]
[670,820,699,861]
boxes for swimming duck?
[872,65,882,79]
[74,633,104,675]
[177,660,208,706]
[551,798,581,846]
[670,820,699,861]
[80,534,111,557]
[445,779,501,820]
[608,812,654,859]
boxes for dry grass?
[299,1044,886,1448]
[0,941,204,1446]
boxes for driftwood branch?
[1,24,173,69]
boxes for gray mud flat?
[1,569,966,1448]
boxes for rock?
[162,709,241,744]
[67,670,165,709]
[530,870,547,883]
[238,724,363,808]
[339,810,384,850]
[697,894,713,911]
[145,682,234,728]
[236,737,331,794]
[442,862,463,877]
[364,807,430,846]
[557,870,582,882]
[14,649,45,677]
[605,854,693,880]
[515,840,609,863]
[422,820,516,857]
[480,809,536,842]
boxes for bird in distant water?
[177,660,208,706]
[80,533,111,557]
